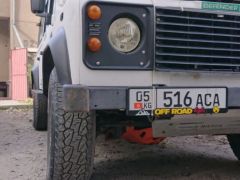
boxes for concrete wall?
[0,0,38,98]
[0,0,10,18]
[11,0,40,48]
[0,0,39,82]
[0,20,10,81]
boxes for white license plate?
[128,87,227,116]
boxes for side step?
[152,110,240,137]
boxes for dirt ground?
[1,109,240,180]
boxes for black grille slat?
[156,53,240,59]
[157,21,240,31]
[156,37,240,46]
[156,60,240,67]
[155,7,240,72]
[157,44,240,52]
[156,29,240,38]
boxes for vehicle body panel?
[35,0,240,88]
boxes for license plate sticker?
[128,89,154,116]
[128,87,227,116]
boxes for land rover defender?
[31,0,240,179]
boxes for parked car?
[31,0,240,179]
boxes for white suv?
[31,0,240,179]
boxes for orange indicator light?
[87,5,102,20]
[87,37,101,52]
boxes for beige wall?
[11,0,39,48]
[0,0,10,18]
[0,20,10,81]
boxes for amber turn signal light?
[87,37,101,52]
[87,5,101,20]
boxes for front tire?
[227,134,240,160]
[47,69,96,180]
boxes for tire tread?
[48,69,95,180]
[33,91,47,130]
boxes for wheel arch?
[42,27,72,96]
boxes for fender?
[48,27,72,85]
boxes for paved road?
[0,109,240,180]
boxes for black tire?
[33,91,47,131]
[47,69,96,180]
[227,134,240,160]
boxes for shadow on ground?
[93,137,240,180]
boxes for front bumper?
[63,85,240,112]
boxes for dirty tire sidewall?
[33,91,47,131]
[227,134,240,160]
[47,69,96,180]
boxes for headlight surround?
[108,18,141,53]
[84,2,154,70]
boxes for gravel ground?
[1,109,240,180]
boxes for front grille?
[155,7,240,72]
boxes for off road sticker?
[154,108,193,116]
[154,107,221,116]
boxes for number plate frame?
[128,87,228,116]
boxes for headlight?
[108,18,141,53]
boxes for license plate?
[128,87,227,116]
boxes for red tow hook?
[122,126,166,145]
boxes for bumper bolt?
[96,61,101,66]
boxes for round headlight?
[108,18,141,53]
